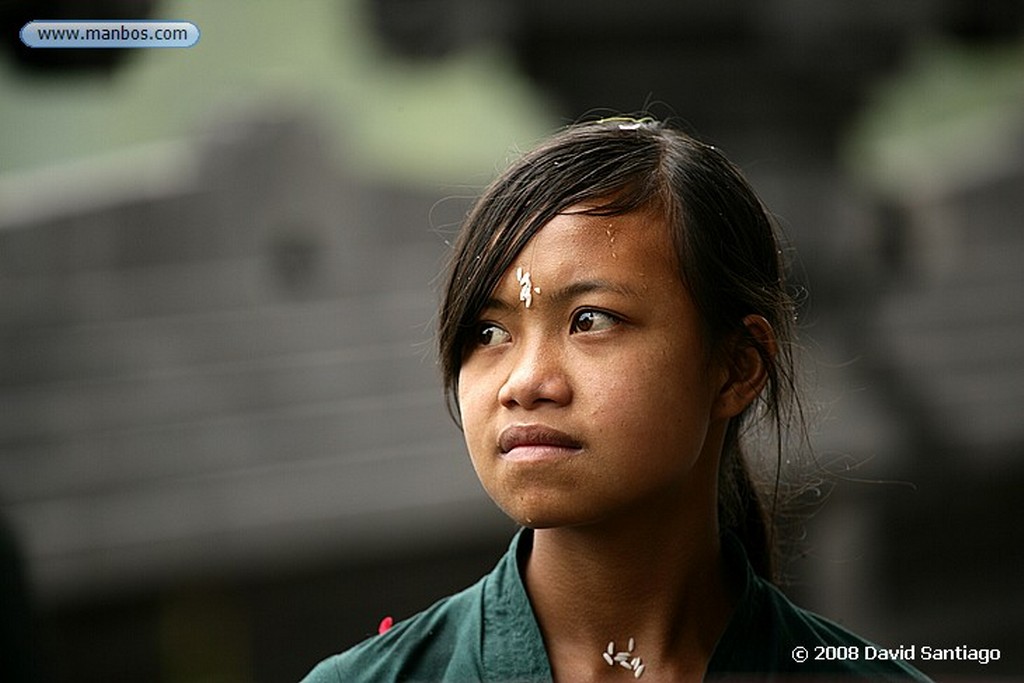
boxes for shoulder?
[711,535,933,681]
[299,578,486,683]
[721,576,933,681]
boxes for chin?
[497,503,558,529]
[494,495,600,530]
[508,514,561,530]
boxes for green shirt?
[302,530,931,682]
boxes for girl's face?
[457,207,734,529]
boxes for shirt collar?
[706,532,762,673]
[481,528,553,681]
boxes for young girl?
[303,119,931,681]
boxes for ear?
[713,314,776,419]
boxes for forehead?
[507,206,677,281]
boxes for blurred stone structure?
[0,112,511,681]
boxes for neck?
[524,500,735,682]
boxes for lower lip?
[500,445,582,462]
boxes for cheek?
[588,351,710,441]
[583,369,654,441]
[457,371,491,451]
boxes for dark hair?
[438,118,800,581]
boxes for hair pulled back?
[438,118,799,581]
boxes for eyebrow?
[482,278,641,313]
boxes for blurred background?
[1,0,1023,681]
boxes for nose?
[497,332,572,410]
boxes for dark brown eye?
[570,310,619,334]
[477,323,511,347]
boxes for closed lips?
[498,425,582,453]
